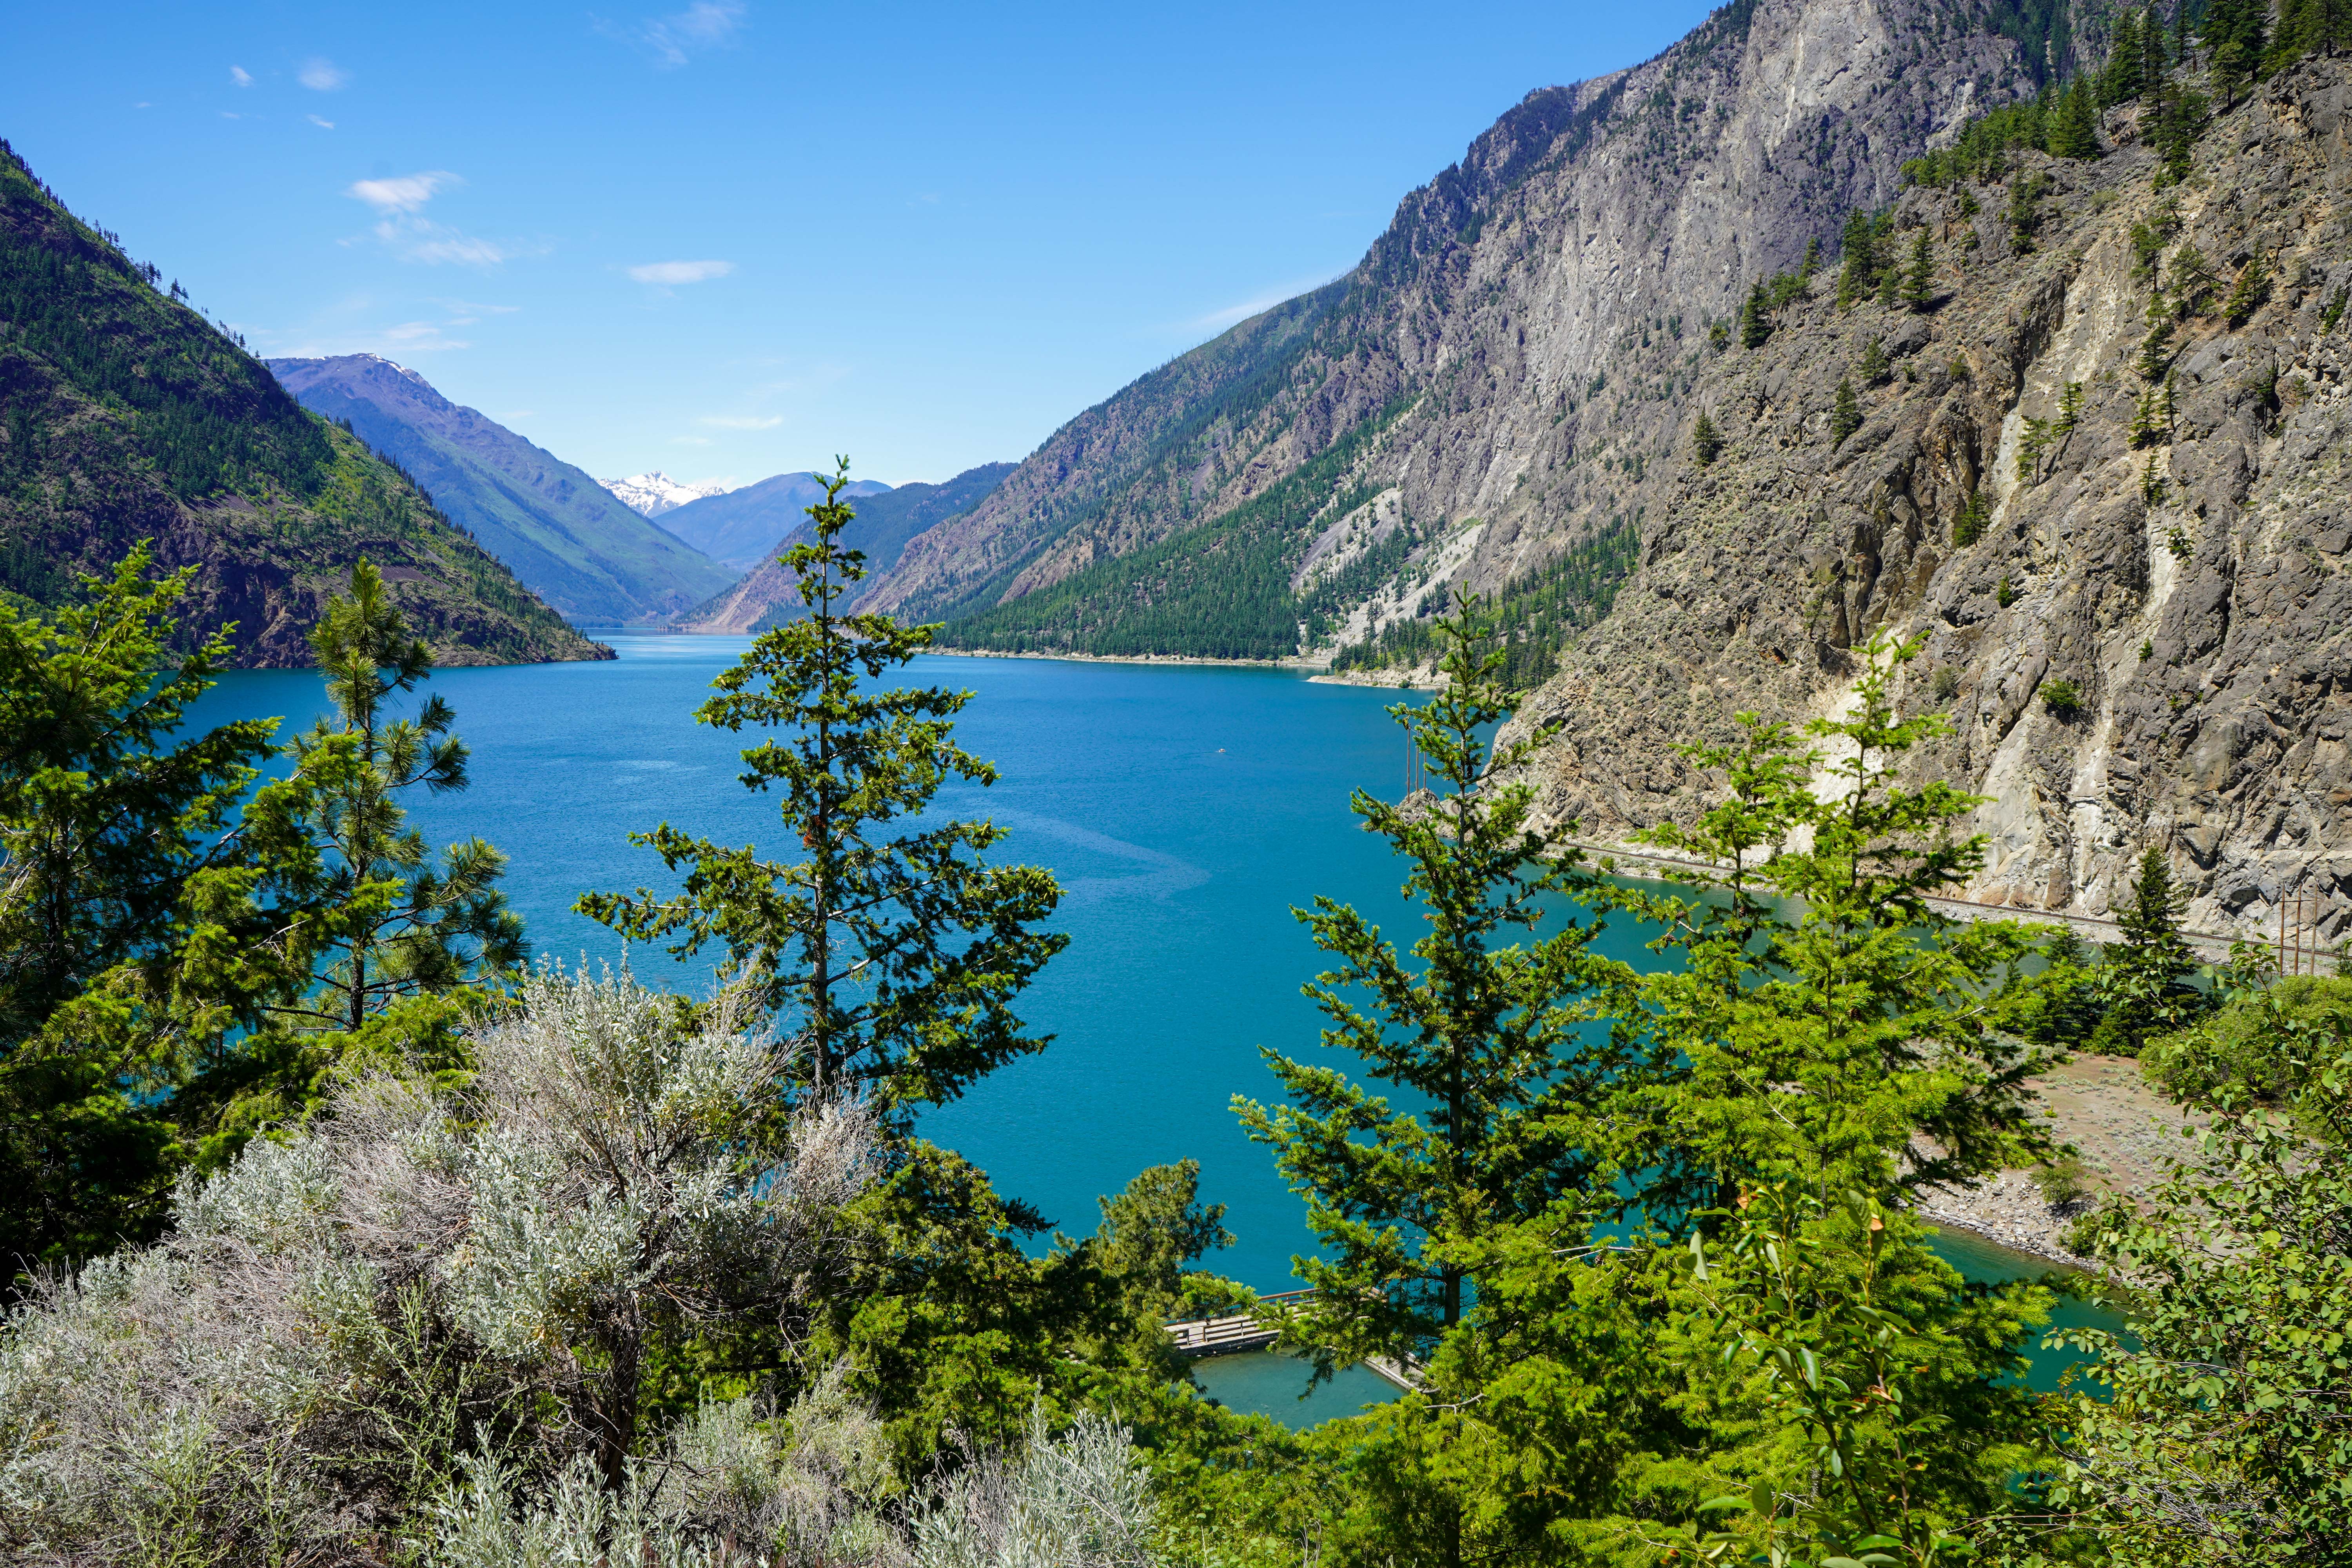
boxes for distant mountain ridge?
[0,142,606,668]
[267,356,733,625]
[655,470,893,569]
[600,471,731,518]
[677,462,1014,633]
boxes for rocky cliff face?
[865,0,2074,639]
[1510,57,2352,947]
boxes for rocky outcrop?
[864,0,2074,634]
[1511,59,2352,946]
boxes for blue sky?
[9,0,1715,487]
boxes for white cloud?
[627,259,734,285]
[697,414,782,429]
[298,57,349,91]
[598,0,745,67]
[671,435,715,446]
[230,65,254,87]
[379,220,510,266]
[307,114,335,129]
[344,173,514,266]
[220,111,244,120]
[347,171,456,213]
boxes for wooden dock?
[1163,1289,1427,1390]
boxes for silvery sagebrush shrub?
[910,1408,1161,1568]
[0,964,878,1566]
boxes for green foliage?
[1901,229,1936,310]
[0,549,297,1282]
[1931,664,1961,702]
[1229,628,2064,1566]
[2041,677,2083,717]
[2047,76,2103,158]
[1998,574,2016,607]
[938,401,1414,661]
[1692,409,1723,466]
[1858,336,1890,385]
[2049,998,2352,1563]
[2169,524,2194,559]
[1740,278,1773,347]
[2142,452,2171,505]
[1236,596,1624,1372]
[2324,285,2352,335]
[2223,251,2274,325]
[581,461,1067,1116]
[2141,973,2352,1114]
[273,561,524,1040]
[1333,513,1639,690]
[2088,847,2207,1056]
[2009,170,2050,252]
[0,143,333,504]
[1830,379,1863,447]
[2209,0,2271,106]
[1953,488,1991,548]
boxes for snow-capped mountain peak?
[599,471,731,518]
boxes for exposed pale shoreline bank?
[922,644,1449,689]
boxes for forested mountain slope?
[676,461,1013,632]
[268,355,731,626]
[0,143,607,667]
[878,0,2091,655]
[1508,53,2352,942]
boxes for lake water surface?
[192,634,2117,1422]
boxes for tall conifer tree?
[582,460,1066,1115]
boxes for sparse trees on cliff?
[1692,409,1722,465]
[1830,377,1863,446]
[1902,228,1935,309]
[1739,278,1771,347]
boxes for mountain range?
[0,142,606,667]
[828,0,2350,945]
[652,470,894,570]
[677,462,1015,632]
[266,357,734,626]
[599,471,731,518]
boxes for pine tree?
[275,561,524,1040]
[1692,409,1723,466]
[2048,77,2102,158]
[1836,210,1877,309]
[2102,7,2148,104]
[1234,593,1620,1378]
[2091,846,2205,1053]
[1740,279,1772,348]
[1901,229,1934,310]
[1799,234,1821,280]
[0,548,299,1280]
[1858,336,1889,385]
[581,460,1067,1114]
[1830,378,1862,446]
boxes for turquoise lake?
[191,633,2118,1424]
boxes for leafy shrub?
[2041,678,2083,717]
[1932,665,1961,702]
[2033,1151,2093,1208]
[1829,379,1862,446]
[2141,975,2352,1115]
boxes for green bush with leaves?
[2048,980,2352,1564]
